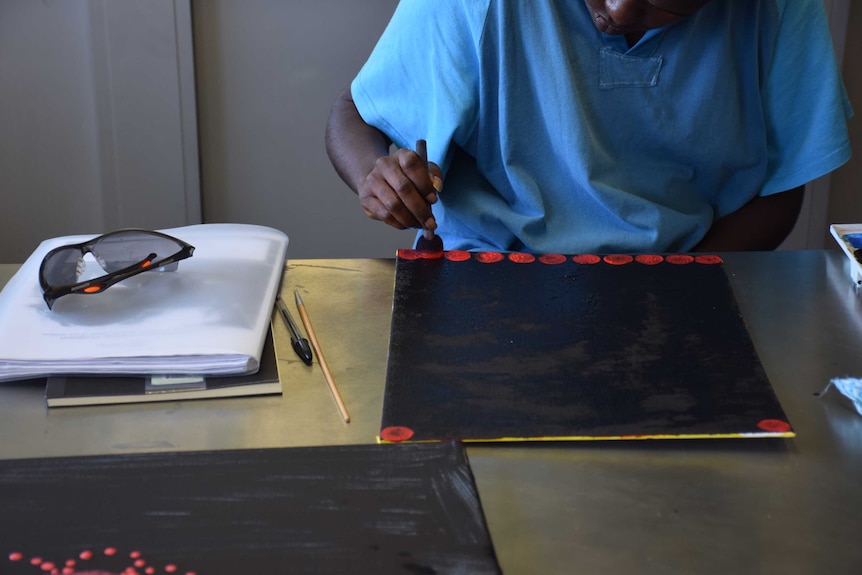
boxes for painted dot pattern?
[390,249,782,439]
[7,547,196,575]
[398,250,723,268]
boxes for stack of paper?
[0,223,288,382]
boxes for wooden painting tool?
[414,139,444,252]
[294,290,350,423]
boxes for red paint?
[398,249,421,260]
[666,254,695,265]
[635,254,663,265]
[508,253,536,264]
[572,254,601,264]
[475,252,504,264]
[7,547,194,575]
[538,254,567,265]
[757,419,792,433]
[695,255,723,264]
[603,254,634,265]
[380,426,415,442]
[444,250,471,261]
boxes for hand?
[357,147,444,233]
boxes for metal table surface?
[0,252,860,574]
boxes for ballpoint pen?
[276,294,313,365]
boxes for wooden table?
[1,252,860,574]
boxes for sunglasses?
[39,229,195,310]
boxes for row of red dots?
[398,249,723,265]
[8,549,194,575]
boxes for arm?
[324,87,442,234]
[692,186,804,252]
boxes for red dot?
[603,254,634,265]
[572,254,601,264]
[104,548,117,556]
[444,250,471,261]
[63,569,75,575]
[65,560,75,567]
[130,551,141,559]
[475,252,504,263]
[635,254,664,265]
[508,253,536,264]
[380,426,415,442]
[8,552,23,562]
[666,254,695,265]
[695,254,723,264]
[398,249,421,260]
[79,551,93,561]
[538,254,567,265]
[135,559,146,567]
[31,557,42,565]
[165,565,178,573]
[145,567,155,574]
[757,419,792,433]
[40,562,55,571]
[419,250,444,260]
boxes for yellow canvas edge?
[377,431,796,444]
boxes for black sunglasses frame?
[39,229,195,310]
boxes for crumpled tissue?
[821,378,862,417]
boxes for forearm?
[692,186,805,252]
[325,87,391,193]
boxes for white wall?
[0,1,104,260]
[194,0,412,259]
[0,0,199,263]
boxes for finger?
[360,165,432,230]
[359,196,411,230]
[427,162,444,200]
[386,170,437,231]
[377,153,436,229]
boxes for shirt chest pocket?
[599,47,663,89]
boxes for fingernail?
[423,218,436,232]
[431,175,443,192]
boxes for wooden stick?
[294,290,350,423]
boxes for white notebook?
[0,223,288,382]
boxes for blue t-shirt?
[352,0,852,253]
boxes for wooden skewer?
[294,290,350,423]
